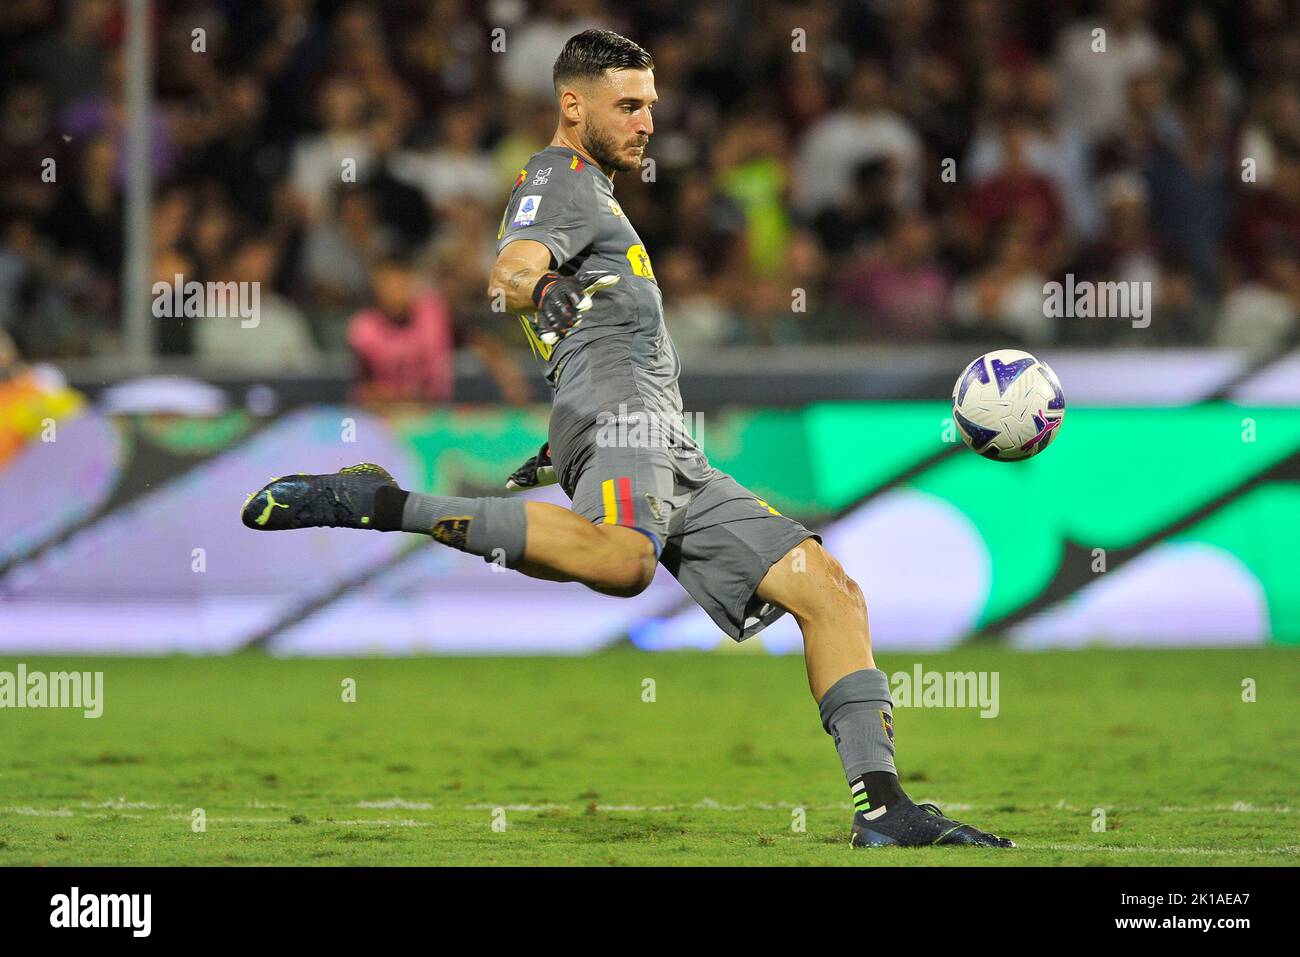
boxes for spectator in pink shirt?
[831,210,952,341]
[348,253,454,403]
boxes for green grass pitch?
[1,647,1296,866]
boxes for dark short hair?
[553,29,653,94]
[374,248,416,272]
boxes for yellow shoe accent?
[256,491,289,526]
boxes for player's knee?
[801,551,867,626]
[844,574,869,622]
[828,563,867,621]
[595,528,657,598]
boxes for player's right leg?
[239,463,656,597]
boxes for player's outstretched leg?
[754,539,1015,849]
[241,465,656,597]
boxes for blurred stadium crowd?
[3,0,1300,396]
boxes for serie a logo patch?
[512,195,542,226]
[880,710,894,742]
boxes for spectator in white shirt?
[288,78,375,223]
[792,61,923,219]
[1054,0,1160,143]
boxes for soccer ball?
[951,349,1065,461]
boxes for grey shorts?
[562,441,821,641]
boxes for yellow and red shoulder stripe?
[514,167,528,188]
[569,155,585,172]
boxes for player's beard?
[582,123,645,173]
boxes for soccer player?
[242,30,1013,849]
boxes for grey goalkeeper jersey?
[495,146,706,483]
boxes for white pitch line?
[5,811,1292,855]
[3,807,73,817]
[2,800,1296,820]
[1032,843,1300,857]
[331,819,434,827]
[2,804,1296,854]
[1048,800,1296,814]
[162,815,284,824]
[156,815,434,827]
[1159,804,1296,813]
[455,800,1295,815]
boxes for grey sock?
[817,668,896,783]
[400,493,528,567]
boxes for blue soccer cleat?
[851,798,1015,848]
[241,463,397,531]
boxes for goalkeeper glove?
[505,442,557,490]
[530,272,621,346]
